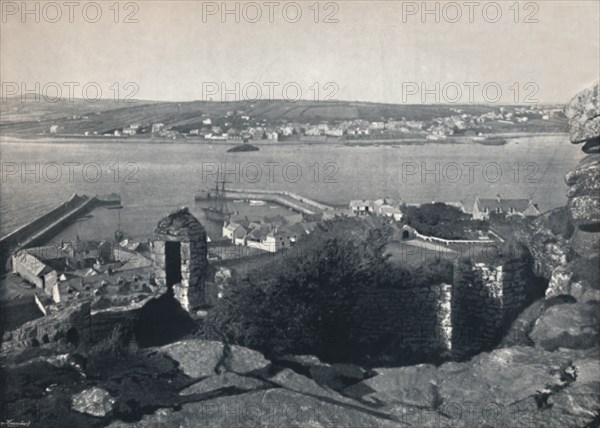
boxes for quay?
[224,188,336,216]
[0,193,121,271]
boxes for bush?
[207,216,454,363]
[82,324,139,373]
[403,203,488,240]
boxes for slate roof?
[475,198,533,213]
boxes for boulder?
[500,296,575,347]
[570,227,600,260]
[565,82,600,148]
[342,346,600,427]
[71,387,115,418]
[344,364,439,409]
[567,195,600,226]
[155,340,269,378]
[156,340,224,377]
[581,287,600,303]
[545,266,574,299]
[434,347,599,427]
[565,155,600,198]
[530,303,600,351]
[228,344,270,373]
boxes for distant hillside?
[0,98,566,137]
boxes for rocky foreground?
[2,325,598,427]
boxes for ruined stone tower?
[151,207,208,312]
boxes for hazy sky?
[1,0,599,104]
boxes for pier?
[224,188,336,216]
[0,193,121,271]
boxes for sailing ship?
[114,205,125,242]
[202,179,232,222]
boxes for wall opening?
[165,241,182,288]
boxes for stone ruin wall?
[352,260,529,360]
[150,208,208,312]
[151,239,207,311]
[451,261,528,358]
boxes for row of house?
[347,195,538,222]
[349,198,404,221]
[222,215,316,252]
[472,196,539,220]
[12,239,152,304]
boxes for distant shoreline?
[0,132,569,146]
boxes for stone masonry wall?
[452,259,528,359]
[151,208,208,312]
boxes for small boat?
[249,200,266,206]
[107,205,123,210]
[75,214,93,222]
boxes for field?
[0,97,567,138]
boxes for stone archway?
[151,207,208,312]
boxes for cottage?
[151,123,165,134]
[12,251,57,293]
[222,221,248,245]
[349,200,374,215]
[472,196,540,220]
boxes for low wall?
[413,229,495,245]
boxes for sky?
[1,0,599,104]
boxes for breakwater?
[0,193,121,271]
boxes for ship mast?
[211,171,229,215]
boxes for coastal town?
[2,183,542,316]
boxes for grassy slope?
[0,98,566,137]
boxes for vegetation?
[403,202,489,240]
[206,216,453,364]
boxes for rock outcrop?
[530,302,600,351]
[524,83,600,302]
[71,387,116,418]
[565,83,600,263]
[565,82,600,151]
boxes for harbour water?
[0,135,584,241]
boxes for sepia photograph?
[0,1,599,426]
